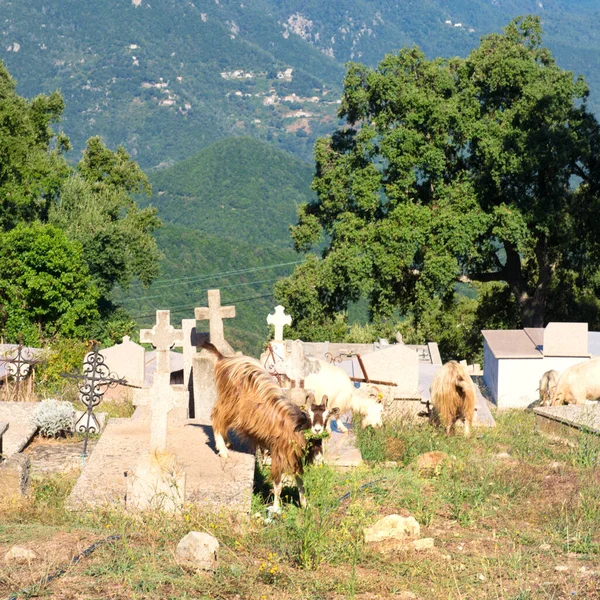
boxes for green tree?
[282,16,600,336]
[50,138,162,300]
[0,62,70,229]
[0,62,162,344]
[0,222,100,345]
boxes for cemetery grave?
[1,298,600,599]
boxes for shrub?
[33,398,75,438]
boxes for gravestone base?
[192,354,217,423]
[534,404,600,442]
[127,451,186,512]
[67,408,255,513]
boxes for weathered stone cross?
[140,310,184,452]
[140,310,184,376]
[267,305,292,341]
[195,289,235,353]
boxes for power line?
[121,276,284,303]
[127,260,303,290]
[130,292,275,321]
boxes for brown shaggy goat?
[430,361,476,437]
[202,342,326,509]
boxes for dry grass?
[1,411,600,599]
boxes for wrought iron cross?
[0,339,40,401]
[61,344,126,457]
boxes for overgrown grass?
[2,410,600,599]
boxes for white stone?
[127,451,185,512]
[364,514,420,543]
[554,565,568,572]
[5,546,38,563]
[494,452,512,460]
[359,345,420,398]
[267,305,292,341]
[194,289,236,355]
[140,311,185,452]
[176,531,219,572]
[100,336,145,388]
[408,537,434,550]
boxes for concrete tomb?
[68,303,254,513]
[100,336,145,388]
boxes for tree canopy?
[0,62,161,345]
[278,16,600,346]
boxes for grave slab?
[534,403,600,441]
[324,429,362,469]
[100,336,145,388]
[67,408,255,513]
[0,402,38,457]
[359,345,420,398]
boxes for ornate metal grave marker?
[0,338,41,401]
[61,345,126,456]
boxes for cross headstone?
[267,305,292,342]
[194,289,236,354]
[140,311,184,452]
[140,311,184,376]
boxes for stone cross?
[195,289,235,353]
[140,310,184,375]
[140,311,184,452]
[267,305,292,341]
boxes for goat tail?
[201,341,223,359]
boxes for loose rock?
[364,514,420,543]
[416,451,449,475]
[408,538,435,551]
[494,452,512,460]
[0,454,30,498]
[4,546,39,564]
[554,565,569,572]
[176,531,219,573]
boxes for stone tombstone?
[267,305,292,342]
[543,322,589,357]
[140,310,184,452]
[194,289,235,355]
[359,344,420,399]
[100,335,145,388]
[192,290,237,423]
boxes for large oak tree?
[278,16,600,336]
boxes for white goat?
[551,357,600,406]
[304,360,384,432]
[538,369,559,406]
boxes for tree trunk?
[505,239,550,328]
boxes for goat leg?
[295,474,307,508]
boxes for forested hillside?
[115,224,300,354]
[146,137,314,247]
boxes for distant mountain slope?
[116,223,300,355]
[147,137,314,247]
[266,0,600,112]
[0,0,342,167]
[2,0,598,171]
